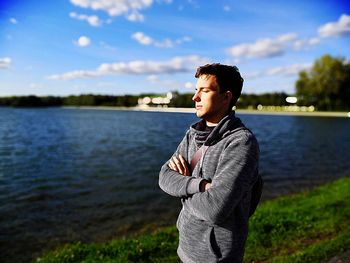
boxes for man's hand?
[200,180,212,192]
[168,155,190,176]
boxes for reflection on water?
[0,108,349,262]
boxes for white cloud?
[97,55,207,74]
[146,74,159,81]
[243,71,262,80]
[266,63,312,76]
[308,37,321,45]
[223,58,241,65]
[70,0,153,21]
[48,55,210,80]
[69,12,102,26]
[318,14,350,37]
[227,33,322,59]
[146,74,191,90]
[132,32,191,48]
[132,32,153,45]
[9,18,18,24]
[126,10,144,21]
[154,38,173,48]
[0,57,12,69]
[277,33,298,43]
[175,36,192,45]
[293,37,320,50]
[242,63,312,81]
[75,36,91,47]
[48,70,100,80]
[227,33,298,59]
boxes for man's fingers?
[168,155,190,176]
[173,157,184,174]
[169,159,178,172]
[179,155,190,176]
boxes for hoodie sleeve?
[158,131,204,198]
[183,131,259,224]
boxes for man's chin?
[195,111,206,119]
[195,110,202,118]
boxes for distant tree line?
[237,93,289,108]
[168,92,194,108]
[0,92,292,109]
[0,94,139,108]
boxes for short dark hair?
[195,63,244,110]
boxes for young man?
[159,63,262,263]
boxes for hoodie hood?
[190,112,245,146]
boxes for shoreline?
[36,177,350,263]
[63,106,350,118]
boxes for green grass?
[245,177,350,262]
[36,177,350,263]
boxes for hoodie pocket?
[207,227,222,258]
[207,225,238,260]
[178,211,218,262]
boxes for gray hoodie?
[159,113,261,263]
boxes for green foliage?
[0,95,63,107]
[37,227,179,263]
[168,92,194,108]
[62,94,139,107]
[245,177,350,262]
[270,228,350,263]
[0,94,139,108]
[296,54,350,111]
[237,93,289,108]
[0,92,294,109]
[36,178,350,263]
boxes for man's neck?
[206,112,230,127]
[206,121,218,127]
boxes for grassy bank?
[37,177,350,263]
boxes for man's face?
[192,74,230,125]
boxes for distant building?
[286,96,298,104]
[138,92,173,108]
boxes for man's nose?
[192,91,200,102]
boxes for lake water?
[0,107,349,262]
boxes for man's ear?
[225,91,233,104]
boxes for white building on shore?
[138,92,173,108]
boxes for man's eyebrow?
[196,86,212,90]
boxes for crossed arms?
[159,132,259,224]
[168,154,211,192]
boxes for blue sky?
[1,0,350,96]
